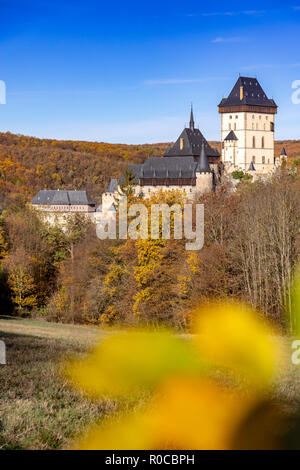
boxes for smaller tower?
[275,147,288,167]
[196,142,213,193]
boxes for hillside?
[0,131,299,208]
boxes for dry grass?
[0,316,300,449]
[0,316,141,450]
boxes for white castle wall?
[221,111,275,173]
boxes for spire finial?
[189,103,195,131]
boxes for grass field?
[0,316,143,450]
[0,316,300,450]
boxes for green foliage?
[232,170,252,181]
[118,168,136,198]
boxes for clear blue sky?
[1,0,300,143]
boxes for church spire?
[189,104,195,131]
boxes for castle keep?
[219,76,277,173]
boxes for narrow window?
[262,137,265,148]
[262,156,265,164]
[253,136,256,148]
[270,122,274,132]
[180,138,184,150]
[234,123,236,130]
[253,156,256,164]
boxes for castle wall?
[221,111,275,173]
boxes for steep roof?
[120,153,213,183]
[141,157,198,179]
[281,147,287,156]
[31,190,95,206]
[164,128,220,158]
[219,76,277,109]
[197,142,211,173]
[106,178,118,193]
[224,130,238,141]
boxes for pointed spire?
[197,141,211,173]
[248,161,256,172]
[281,147,287,156]
[189,103,195,131]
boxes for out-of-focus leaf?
[74,378,256,450]
[65,330,205,398]
[193,301,280,387]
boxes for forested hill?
[0,131,299,207]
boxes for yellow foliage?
[193,301,280,387]
[65,299,284,450]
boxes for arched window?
[253,136,256,148]
[262,137,265,148]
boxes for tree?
[8,266,37,313]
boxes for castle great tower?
[219,77,277,174]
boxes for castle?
[31,76,288,221]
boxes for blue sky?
[0,0,300,143]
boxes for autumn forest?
[0,131,300,330]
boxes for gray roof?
[219,77,277,109]
[224,130,238,141]
[248,161,256,172]
[106,178,118,193]
[164,128,220,159]
[119,154,212,183]
[281,147,287,156]
[31,190,95,206]
[197,142,211,173]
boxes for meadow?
[0,315,300,450]
[0,316,146,450]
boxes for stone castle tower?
[219,77,278,174]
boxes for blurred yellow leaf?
[193,301,280,387]
[75,378,255,450]
[66,330,204,398]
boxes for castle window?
[235,115,238,119]
[266,116,268,120]
[262,156,265,164]
[253,156,256,164]
[180,138,184,150]
[230,115,232,119]
[252,123,254,130]
[253,136,256,148]
[252,115,255,119]
[270,122,274,132]
[229,123,231,130]
[234,123,236,130]
[264,123,266,130]
[262,137,265,148]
